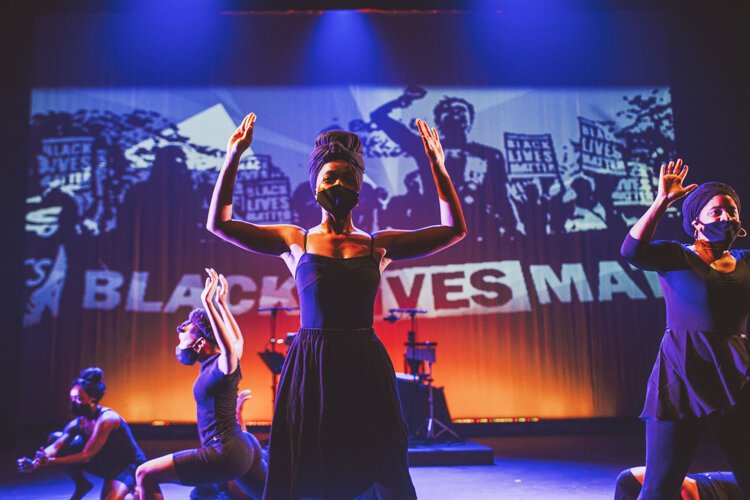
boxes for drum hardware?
[384,308,428,377]
[408,341,460,441]
[384,308,459,441]
[258,306,299,409]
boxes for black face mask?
[700,220,742,247]
[317,185,359,221]
[70,401,97,418]
[175,343,200,365]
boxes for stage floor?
[0,432,727,499]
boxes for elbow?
[450,227,467,245]
[205,216,225,237]
[619,245,637,265]
[619,243,631,260]
[619,235,638,262]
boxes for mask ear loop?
[191,336,206,353]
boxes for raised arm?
[370,88,437,201]
[236,389,252,426]
[206,113,300,257]
[621,159,697,268]
[201,268,238,375]
[375,118,467,260]
[628,159,696,242]
[216,273,243,359]
[369,88,426,159]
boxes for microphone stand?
[258,306,299,409]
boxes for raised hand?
[658,158,698,205]
[217,273,229,305]
[236,388,253,425]
[201,268,220,304]
[416,118,445,167]
[227,113,256,158]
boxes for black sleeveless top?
[68,407,146,473]
[295,232,380,329]
[193,353,242,445]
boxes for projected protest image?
[23,85,676,422]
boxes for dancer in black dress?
[621,159,750,499]
[135,269,266,499]
[207,113,466,499]
[17,367,146,499]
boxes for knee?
[614,469,641,500]
[135,463,153,487]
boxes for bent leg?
[69,469,93,500]
[231,432,267,499]
[135,454,178,500]
[101,479,130,500]
[639,419,701,500]
[615,467,645,500]
[50,433,92,499]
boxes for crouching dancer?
[17,367,146,499]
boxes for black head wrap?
[681,182,741,236]
[308,131,364,193]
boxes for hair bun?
[72,367,107,401]
[79,366,104,383]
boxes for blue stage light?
[303,10,382,84]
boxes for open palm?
[658,158,697,204]
[227,113,256,157]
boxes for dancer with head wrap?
[621,159,750,499]
[16,367,146,499]
[135,269,267,499]
[207,113,466,499]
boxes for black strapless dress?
[263,240,416,500]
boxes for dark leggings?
[639,403,750,500]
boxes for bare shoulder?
[98,408,122,427]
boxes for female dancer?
[621,159,750,499]
[207,113,466,499]
[17,367,146,499]
[135,269,266,499]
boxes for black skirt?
[263,328,416,500]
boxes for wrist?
[653,193,670,207]
[224,148,244,164]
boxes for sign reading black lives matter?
[503,133,559,180]
[234,154,293,223]
[38,137,94,190]
[578,117,626,176]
